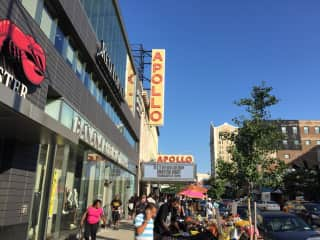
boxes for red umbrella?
[179,189,205,199]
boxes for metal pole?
[254,202,257,240]
[248,198,253,240]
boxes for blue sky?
[119,0,320,173]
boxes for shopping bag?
[76,227,84,240]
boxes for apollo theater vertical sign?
[149,49,165,126]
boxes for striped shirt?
[134,213,154,240]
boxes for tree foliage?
[284,168,320,201]
[205,177,226,200]
[221,82,286,195]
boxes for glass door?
[27,144,55,240]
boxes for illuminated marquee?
[149,49,165,126]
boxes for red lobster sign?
[0,19,46,85]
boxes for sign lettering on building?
[73,115,129,168]
[157,154,194,164]
[149,49,165,126]
[142,163,195,182]
[96,40,123,100]
[0,19,46,97]
[125,55,136,113]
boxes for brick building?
[277,120,320,169]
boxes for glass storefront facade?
[0,0,139,239]
[27,144,135,240]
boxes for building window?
[282,140,288,145]
[60,102,74,129]
[281,127,287,134]
[65,40,75,68]
[75,56,85,82]
[22,0,41,22]
[305,140,311,146]
[317,140,320,145]
[292,126,298,135]
[39,6,56,42]
[294,140,300,145]
[54,26,65,54]
[284,154,290,159]
[22,0,138,149]
[304,127,309,134]
[315,127,320,134]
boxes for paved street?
[97,220,135,240]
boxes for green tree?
[205,177,226,200]
[284,168,320,201]
[226,82,286,196]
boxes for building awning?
[0,86,78,144]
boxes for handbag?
[76,227,84,240]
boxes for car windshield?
[305,204,320,212]
[238,207,249,219]
[219,204,228,210]
[264,216,311,232]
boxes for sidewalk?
[97,220,135,240]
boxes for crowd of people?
[130,194,220,240]
[79,193,250,240]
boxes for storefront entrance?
[26,143,136,240]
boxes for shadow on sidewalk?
[97,237,118,240]
[119,222,134,231]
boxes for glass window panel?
[84,72,91,89]
[22,0,40,19]
[45,99,61,121]
[75,56,84,82]
[65,41,75,68]
[60,102,74,129]
[54,26,65,54]
[80,0,127,89]
[292,126,298,134]
[40,7,55,41]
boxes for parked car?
[218,202,230,217]
[257,201,281,211]
[298,203,320,226]
[257,211,320,240]
[283,200,308,213]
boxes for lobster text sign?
[0,66,28,98]
[0,19,46,97]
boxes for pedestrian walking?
[134,203,157,240]
[207,198,214,219]
[154,197,180,240]
[135,194,148,215]
[111,194,122,230]
[80,199,107,240]
[147,193,156,204]
[128,195,135,220]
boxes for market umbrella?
[179,189,205,199]
[182,184,208,193]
